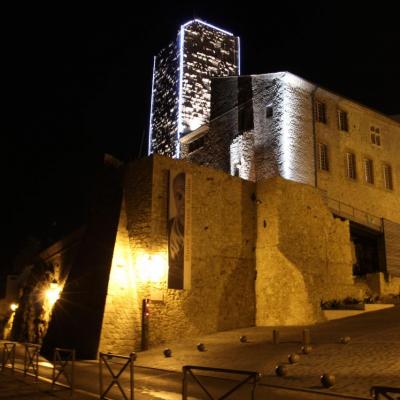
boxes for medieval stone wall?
[255,177,363,326]
[149,155,256,346]
[99,155,256,351]
[99,156,385,352]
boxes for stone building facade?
[149,19,239,158]
[181,72,400,279]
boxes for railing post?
[251,373,260,400]
[1,342,16,373]
[182,365,260,399]
[71,349,75,395]
[130,352,135,400]
[52,347,75,396]
[182,366,188,400]
[23,343,40,381]
[99,351,135,400]
[52,348,56,390]
[99,353,103,399]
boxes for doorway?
[350,221,386,276]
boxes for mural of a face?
[173,173,185,226]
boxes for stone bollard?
[340,336,351,344]
[321,373,336,388]
[301,345,313,354]
[288,353,300,364]
[302,329,311,345]
[275,364,288,376]
[163,348,172,357]
[197,343,206,352]
[273,329,280,344]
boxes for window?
[265,105,273,118]
[337,110,349,132]
[346,152,356,179]
[370,126,381,146]
[383,164,393,190]
[188,136,205,154]
[315,101,327,124]
[318,143,329,171]
[364,159,374,184]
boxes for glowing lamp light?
[137,254,167,283]
[10,303,18,312]
[46,280,61,306]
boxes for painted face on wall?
[173,173,185,226]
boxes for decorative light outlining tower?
[148,19,240,158]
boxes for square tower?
[148,19,240,158]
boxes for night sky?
[2,3,400,274]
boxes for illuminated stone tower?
[148,19,240,158]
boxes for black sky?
[2,3,400,271]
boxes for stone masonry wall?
[230,132,256,180]
[99,155,396,352]
[255,177,361,326]
[150,156,256,345]
[113,155,257,349]
[98,199,140,354]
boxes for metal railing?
[319,190,383,231]
[99,352,136,400]
[1,342,16,372]
[52,347,75,394]
[182,365,261,400]
[371,386,400,400]
[23,343,40,381]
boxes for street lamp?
[46,280,61,306]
